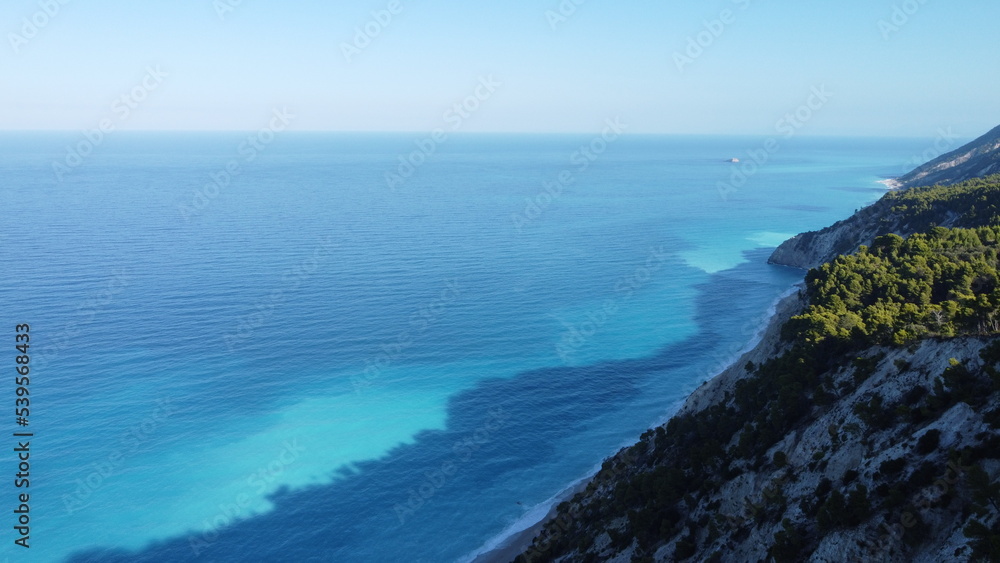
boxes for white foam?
[458,471,594,563]
[747,231,795,248]
[678,248,746,274]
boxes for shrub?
[916,429,941,455]
[773,451,788,468]
[879,457,907,476]
[673,534,697,561]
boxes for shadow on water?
[69,249,802,563]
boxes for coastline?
[465,477,591,563]
[877,177,902,190]
[465,284,806,563]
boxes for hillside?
[897,125,1000,190]
[769,175,1000,270]
[514,227,1000,562]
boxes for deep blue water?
[0,132,947,562]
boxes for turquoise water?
[0,133,942,562]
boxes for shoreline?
[877,177,902,190]
[465,284,805,563]
[465,477,591,563]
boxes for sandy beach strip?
[467,478,591,563]
[466,289,806,563]
[877,178,902,190]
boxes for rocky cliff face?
[768,124,1000,271]
[766,202,894,271]
[512,142,1000,562]
[768,173,1000,271]
[515,294,1000,563]
[897,125,1000,190]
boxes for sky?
[2,0,999,137]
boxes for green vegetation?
[881,174,1000,233]
[963,518,1000,560]
[518,178,1000,562]
[784,175,1000,262]
[916,429,941,455]
[787,226,1000,348]
[768,519,807,563]
[521,222,1000,559]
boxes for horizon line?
[0,129,975,140]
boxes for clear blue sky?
[3,0,998,136]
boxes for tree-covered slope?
[789,226,1000,347]
[769,174,1000,270]
[516,227,1000,562]
[884,176,1000,232]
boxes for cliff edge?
[769,124,1000,271]
[768,174,1000,270]
[513,149,1000,563]
[897,124,1000,190]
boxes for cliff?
[769,124,1000,271]
[516,296,1000,562]
[768,174,1000,270]
[897,125,1000,190]
[513,177,1000,562]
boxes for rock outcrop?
[515,294,1000,563]
[768,173,1000,270]
[768,124,1000,271]
[766,202,891,271]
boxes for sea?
[0,132,951,562]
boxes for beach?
[465,287,806,563]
